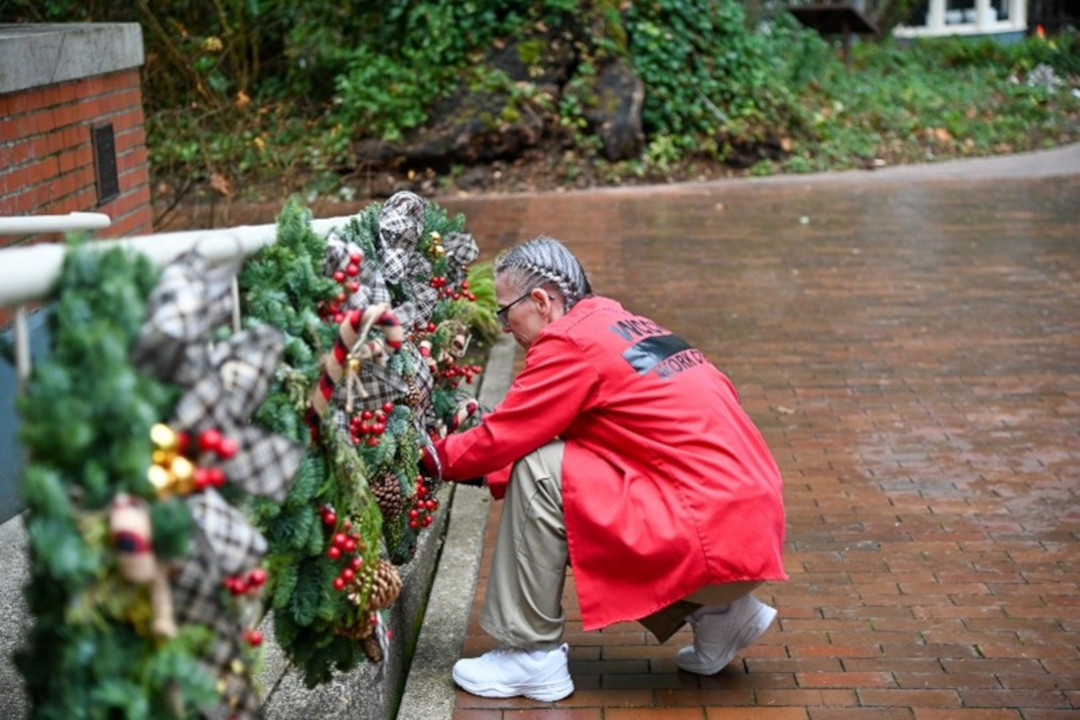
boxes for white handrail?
[0,212,112,235]
[0,215,358,308]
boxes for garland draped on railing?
[14,192,496,716]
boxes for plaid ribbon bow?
[132,251,241,386]
[441,231,480,284]
[375,191,439,329]
[170,491,266,719]
[171,324,300,502]
[324,234,393,309]
[377,191,427,283]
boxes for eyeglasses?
[496,290,534,327]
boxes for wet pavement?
[434,147,1080,720]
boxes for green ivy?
[627,0,782,142]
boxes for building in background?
[0,23,153,248]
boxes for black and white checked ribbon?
[132,251,241,386]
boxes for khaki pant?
[480,441,761,649]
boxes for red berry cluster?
[225,567,268,647]
[183,428,237,491]
[409,476,439,530]
[321,509,365,591]
[429,276,478,302]
[413,326,483,390]
[320,252,363,323]
[349,401,396,448]
[224,567,267,597]
[438,362,483,387]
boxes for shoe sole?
[676,603,778,675]
[452,670,575,702]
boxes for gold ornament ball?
[170,456,196,495]
[150,423,178,452]
[171,455,195,482]
[148,465,172,494]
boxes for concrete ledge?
[0,23,145,94]
[397,333,517,720]
[0,518,30,719]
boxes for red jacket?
[433,296,786,631]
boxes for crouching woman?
[425,236,787,702]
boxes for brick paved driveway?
[438,155,1080,720]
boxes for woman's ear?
[530,288,550,315]
[532,288,563,321]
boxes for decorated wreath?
[238,192,491,686]
[17,244,301,719]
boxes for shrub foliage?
[7,0,1078,195]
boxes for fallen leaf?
[209,172,234,198]
[934,127,953,143]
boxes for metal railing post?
[13,307,31,392]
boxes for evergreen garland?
[15,243,218,719]
[239,200,375,687]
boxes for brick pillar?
[0,24,152,247]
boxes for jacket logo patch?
[621,334,706,379]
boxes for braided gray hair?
[494,236,593,311]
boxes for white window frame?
[894,0,1028,38]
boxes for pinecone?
[333,612,384,662]
[371,473,406,518]
[368,559,403,611]
[334,619,373,640]
[359,630,383,663]
[404,378,424,408]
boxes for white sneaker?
[675,594,777,675]
[452,643,574,701]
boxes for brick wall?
[0,67,153,248]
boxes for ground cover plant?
[764,30,1080,176]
